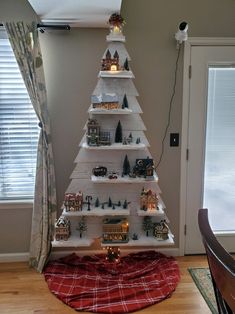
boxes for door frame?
[179,37,235,255]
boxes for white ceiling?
[28,0,122,28]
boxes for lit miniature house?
[153,220,169,240]
[64,192,83,211]
[102,218,129,243]
[54,216,71,241]
[101,49,120,71]
[91,93,120,110]
[140,188,159,211]
[87,119,100,146]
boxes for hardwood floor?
[0,255,211,314]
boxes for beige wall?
[0,0,38,21]
[121,0,235,246]
[1,0,235,254]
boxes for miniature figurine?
[122,137,128,145]
[132,233,138,240]
[108,172,118,179]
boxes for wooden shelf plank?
[62,207,130,217]
[101,234,174,247]
[91,173,158,184]
[98,70,134,79]
[52,236,94,248]
[82,142,147,150]
[88,108,132,115]
[106,34,126,42]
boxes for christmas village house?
[102,218,129,243]
[92,93,120,110]
[64,192,83,211]
[54,217,71,241]
[140,189,159,211]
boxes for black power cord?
[155,45,181,169]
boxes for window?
[203,66,235,231]
[0,29,39,200]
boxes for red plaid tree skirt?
[44,251,180,313]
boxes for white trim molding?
[180,37,235,256]
[0,252,29,263]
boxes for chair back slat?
[198,208,235,313]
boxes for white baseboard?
[50,247,180,260]
[0,252,29,263]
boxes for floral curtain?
[5,22,57,272]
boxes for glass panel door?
[203,67,235,232]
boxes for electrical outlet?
[170,133,179,147]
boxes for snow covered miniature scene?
[52,12,174,250]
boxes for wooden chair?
[198,208,235,313]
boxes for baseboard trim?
[0,252,29,263]
[50,247,180,260]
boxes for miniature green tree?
[95,197,100,207]
[77,217,87,238]
[122,94,129,109]
[142,216,153,237]
[101,203,105,209]
[118,200,121,207]
[108,197,112,207]
[136,137,141,144]
[123,154,131,175]
[112,204,115,210]
[113,50,119,59]
[123,199,128,209]
[123,58,129,71]
[115,120,122,143]
[106,49,111,59]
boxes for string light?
[105,246,120,262]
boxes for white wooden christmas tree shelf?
[91,173,159,183]
[82,142,147,150]
[62,207,130,217]
[52,236,94,248]
[54,20,175,252]
[98,70,134,79]
[106,34,125,42]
